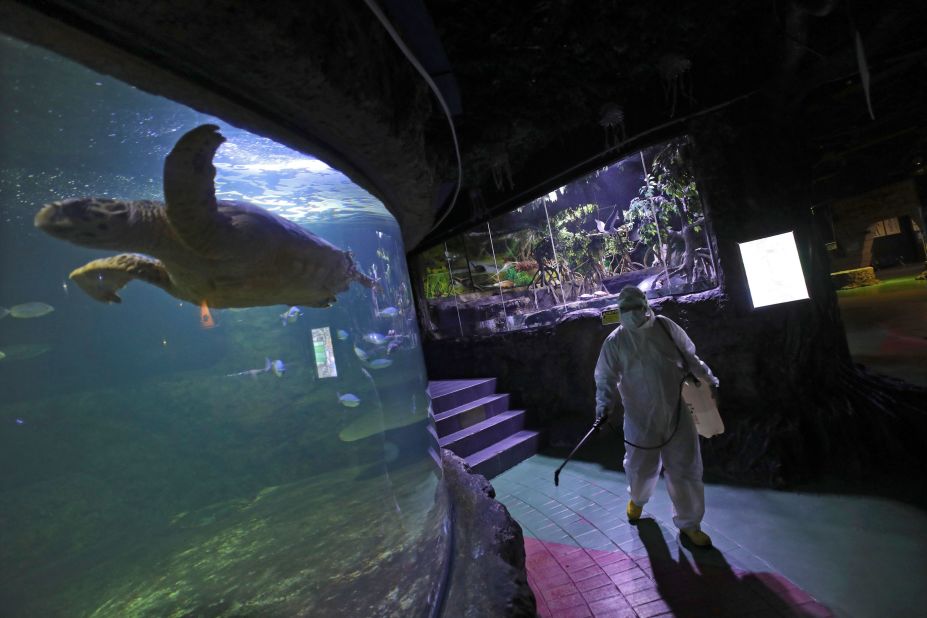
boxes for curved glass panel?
[0,35,445,616]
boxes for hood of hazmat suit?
[594,288,718,446]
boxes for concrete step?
[432,393,510,438]
[468,430,541,479]
[438,409,526,458]
[427,379,497,414]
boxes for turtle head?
[35,198,134,249]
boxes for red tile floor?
[492,461,842,617]
[525,536,831,617]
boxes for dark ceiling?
[2,0,926,251]
[421,0,927,245]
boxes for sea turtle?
[34,124,376,308]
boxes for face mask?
[621,307,648,328]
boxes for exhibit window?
[418,136,719,338]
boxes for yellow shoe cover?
[681,528,712,547]
[626,500,643,521]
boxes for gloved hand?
[595,409,608,428]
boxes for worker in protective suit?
[594,285,719,547]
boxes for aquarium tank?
[417,138,719,338]
[0,35,449,616]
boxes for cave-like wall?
[424,101,927,485]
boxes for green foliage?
[501,228,542,261]
[624,137,704,248]
[549,203,598,268]
[501,266,534,287]
[424,269,458,298]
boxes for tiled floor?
[492,454,927,618]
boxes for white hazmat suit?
[594,295,718,532]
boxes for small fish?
[0,343,51,360]
[366,358,393,370]
[377,306,400,318]
[199,300,216,329]
[0,351,6,361]
[226,358,272,379]
[61,281,69,296]
[9,302,54,318]
[363,332,388,346]
[336,329,349,341]
[15,418,25,426]
[353,344,369,361]
[337,392,361,408]
[593,290,609,297]
[0,307,8,320]
[271,359,286,377]
[280,306,303,326]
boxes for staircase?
[427,378,540,479]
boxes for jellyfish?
[657,53,693,118]
[489,147,514,191]
[599,103,627,149]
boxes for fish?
[353,344,369,361]
[15,418,25,426]
[9,302,54,318]
[0,343,52,360]
[280,306,303,326]
[271,359,286,377]
[226,358,272,379]
[0,307,8,320]
[0,351,6,361]
[377,306,400,318]
[366,358,393,370]
[336,329,349,340]
[61,281,69,296]
[593,290,609,297]
[363,332,388,346]
[199,300,216,329]
[337,392,361,408]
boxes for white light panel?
[738,231,810,308]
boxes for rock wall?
[441,449,536,618]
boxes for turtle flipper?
[163,124,226,255]
[70,254,174,304]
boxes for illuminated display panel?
[311,327,338,378]
[738,231,810,308]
